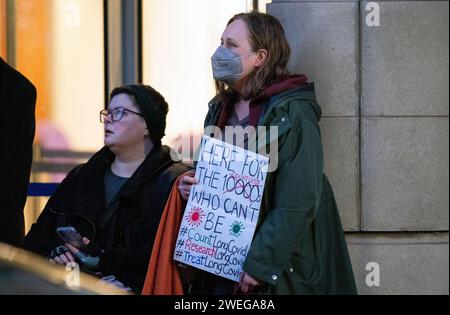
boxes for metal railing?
[25,146,95,231]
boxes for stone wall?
[268,0,449,294]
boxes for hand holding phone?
[56,226,86,249]
[56,226,104,271]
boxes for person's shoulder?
[205,95,222,122]
[274,83,317,106]
[269,84,322,124]
[164,161,192,180]
[0,58,36,94]
[207,94,221,109]
[159,146,192,177]
[62,148,112,183]
[155,160,192,196]
[59,164,88,187]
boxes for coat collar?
[58,145,175,226]
[205,83,318,154]
[111,145,174,203]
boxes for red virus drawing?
[186,207,205,227]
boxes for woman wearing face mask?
[178,12,357,295]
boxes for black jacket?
[0,58,36,247]
[23,145,190,292]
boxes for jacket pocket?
[288,251,321,285]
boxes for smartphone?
[56,226,85,249]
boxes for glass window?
[1,0,272,233]
[142,0,271,160]
[0,1,6,58]
[1,0,105,232]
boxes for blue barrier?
[27,183,59,197]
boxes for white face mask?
[211,46,255,85]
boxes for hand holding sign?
[178,170,197,201]
[174,136,269,282]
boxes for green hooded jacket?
[202,83,357,295]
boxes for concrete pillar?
[268,0,449,294]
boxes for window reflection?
[1,0,104,232]
[142,0,270,160]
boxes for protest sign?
[173,135,269,282]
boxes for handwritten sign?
[174,136,269,282]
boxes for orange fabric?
[0,0,6,59]
[141,175,185,295]
[16,0,52,122]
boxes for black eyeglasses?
[100,106,143,123]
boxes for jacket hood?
[268,81,322,121]
[69,145,176,206]
[251,74,309,106]
[250,74,322,125]
[215,74,322,128]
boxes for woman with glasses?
[24,84,190,293]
